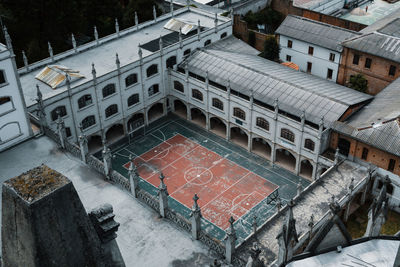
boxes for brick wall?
[233,15,268,52]
[330,132,400,175]
[337,47,400,95]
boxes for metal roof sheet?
[35,65,84,89]
[181,49,372,124]
[164,18,197,35]
[275,15,360,52]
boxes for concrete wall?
[232,0,272,16]
[0,48,32,151]
[279,35,341,81]
[337,47,400,95]
[233,15,268,51]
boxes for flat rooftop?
[19,7,228,107]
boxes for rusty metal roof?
[35,65,85,89]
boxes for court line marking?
[168,120,299,186]
[114,120,297,231]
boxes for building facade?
[276,15,358,82]
[0,39,32,152]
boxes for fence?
[38,122,245,266]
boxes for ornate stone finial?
[153,5,157,21]
[3,26,13,54]
[48,41,54,61]
[252,215,257,235]
[192,193,199,209]
[159,172,166,188]
[170,0,174,16]
[65,73,71,90]
[138,45,143,60]
[71,33,77,52]
[115,18,120,36]
[250,242,261,260]
[91,63,96,78]
[36,84,43,101]
[159,35,163,52]
[334,147,340,164]
[22,50,28,69]
[78,123,84,134]
[135,12,139,27]
[301,110,305,125]
[94,26,99,44]
[229,216,235,229]
[319,116,324,127]
[197,19,201,40]
[329,195,340,214]
[227,79,231,93]
[348,177,355,193]
[274,98,279,109]
[214,13,218,33]
[115,53,120,68]
[179,27,183,48]
[297,180,302,196]
[276,197,282,212]
[308,214,314,229]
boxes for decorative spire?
[214,13,218,33]
[170,0,174,16]
[192,193,200,210]
[348,177,355,193]
[159,172,166,190]
[91,63,96,79]
[115,18,120,37]
[274,98,279,109]
[115,53,120,69]
[138,45,143,60]
[22,50,28,69]
[3,26,13,54]
[159,35,163,53]
[36,84,43,101]
[301,110,305,125]
[153,5,157,21]
[197,19,201,41]
[228,216,235,234]
[65,74,71,90]
[135,12,139,27]
[94,26,99,44]
[179,27,182,48]
[71,33,77,52]
[48,41,54,61]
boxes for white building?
[0,31,32,152]
[12,5,373,179]
[276,15,359,82]
[168,42,371,179]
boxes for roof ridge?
[286,14,361,35]
[202,49,357,107]
[341,31,375,44]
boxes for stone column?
[157,173,169,218]
[190,194,202,240]
[78,124,88,163]
[56,112,67,149]
[247,132,253,152]
[102,140,113,179]
[128,155,139,198]
[295,155,301,175]
[224,216,236,264]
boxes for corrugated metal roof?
[206,36,260,55]
[378,18,400,38]
[275,15,360,52]
[35,65,84,89]
[181,49,372,124]
[164,18,197,35]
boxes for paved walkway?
[0,136,222,267]
[236,160,369,264]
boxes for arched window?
[184,49,191,56]
[174,81,184,93]
[281,128,295,142]
[51,106,67,121]
[0,70,6,85]
[256,117,269,131]
[0,122,21,143]
[192,89,203,101]
[146,64,158,77]
[220,32,227,39]
[204,39,211,46]
[166,56,177,69]
[148,84,159,96]
[212,98,223,110]
[81,115,96,129]
[233,107,245,120]
[127,94,140,107]
[102,84,116,98]
[105,104,118,118]
[0,96,13,114]
[304,138,315,151]
[77,94,92,109]
[125,73,138,87]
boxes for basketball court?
[110,114,310,243]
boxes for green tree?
[349,74,368,93]
[261,35,280,62]
[122,0,161,27]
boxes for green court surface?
[108,114,310,244]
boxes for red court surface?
[124,134,278,230]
